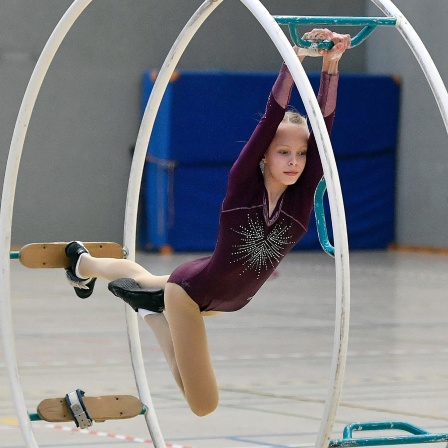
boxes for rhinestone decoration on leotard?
[231,214,295,278]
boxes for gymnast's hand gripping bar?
[273,16,397,49]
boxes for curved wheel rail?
[0,0,350,447]
[0,0,165,446]
[131,2,350,448]
[371,0,448,134]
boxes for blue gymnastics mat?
[139,70,400,252]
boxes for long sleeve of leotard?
[224,62,339,208]
[224,63,293,205]
[297,71,339,195]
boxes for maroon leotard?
[168,63,339,312]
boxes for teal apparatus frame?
[274,16,397,49]
[314,178,335,256]
[274,15,398,257]
[330,422,448,447]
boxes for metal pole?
[0,2,94,446]
[132,1,350,447]
[124,1,225,447]
[237,2,351,447]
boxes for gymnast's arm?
[223,53,306,206]
[300,29,351,189]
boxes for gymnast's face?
[262,122,310,189]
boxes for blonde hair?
[282,109,308,127]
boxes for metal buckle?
[65,389,92,429]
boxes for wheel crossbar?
[330,421,448,447]
[274,16,397,49]
[28,407,148,422]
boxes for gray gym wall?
[0,1,445,248]
[366,0,448,247]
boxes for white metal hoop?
[0,3,94,446]
[0,0,166,446]
[130,1,350,448]
[2,0,447,447]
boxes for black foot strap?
[108,278,164,313]
[65,389,92,429]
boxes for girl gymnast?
[64,28,350,417]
